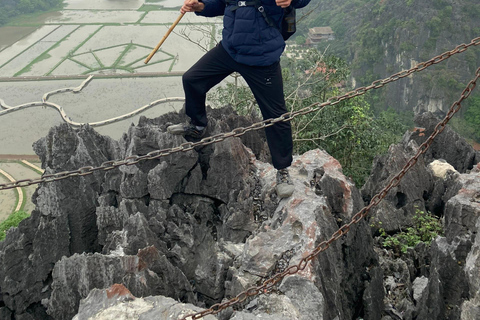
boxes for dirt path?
[0,160,42,222]
[0,169,23,213]
[0,154,40,161]
[0,175,16,222]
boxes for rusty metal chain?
[1,36,479,191]
[180,66,480,320]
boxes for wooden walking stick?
[144,12,185,64]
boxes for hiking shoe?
[276,168,294,198]
[167,123,206,139]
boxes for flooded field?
[0,0,225,220]
[0,161,40,220]
[0,26,38,51]
[65,0,145,10]
[0,25,58,72]
[146,0,185,8]
[0,76,187,154]
[0,0,223,154]
[0,174,16,221]
[45,10,145,24]
[0,19,220,77]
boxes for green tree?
[18,0,34,13]
[282,48,407,185]
[0,0,63,27]
[208,73,256,115]
[464,95,480,140]
[382,208,443,254]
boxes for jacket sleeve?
[196,0,226,17]
[291,0,311,9]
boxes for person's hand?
[180,0,205,14]
[276,0,292,8]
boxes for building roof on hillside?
[309,27,334,34]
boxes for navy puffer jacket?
[198,0,311,66]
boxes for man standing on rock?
[167,0,311,198]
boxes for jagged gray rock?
[363,112,479,236]
[462,218,480,319]
[409,112,479,172]
[414,165,480,320]
[47,246,195,320]
[278,276,325,320]
[412,276,428,303]
[73,147,382,320]
[72,284,216,320]
[361,137,434,233]
[225,149,383,320]
[443,170,480,242]
[362,113,480,320]
[1,108,479,320]
[0,123,118,319]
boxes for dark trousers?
[182,43,293,170]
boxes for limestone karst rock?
[362,112,480,320]
[0,109,478,320]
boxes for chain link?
[1,37,478,191]
[1,37,479,191]
[1,37,480,320]
[179,66,480,320]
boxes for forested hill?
[0,0,63,26]
[301,0,480,120]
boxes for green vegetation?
[46,26,103,76]
[18,162,43,175]
[0,0,64,26]
[210,48,409,186]
[463,95,480,140]
[300,0,480,144]
[379,209,443,254]
[295,36,306,46]
[283,49,410,186]
[0,211,30,241]
[14,52,52,77]
[426,16,442,37]
[0,172,25,215]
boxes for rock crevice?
[0,110,479,320]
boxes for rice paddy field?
[0,0,222,220]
